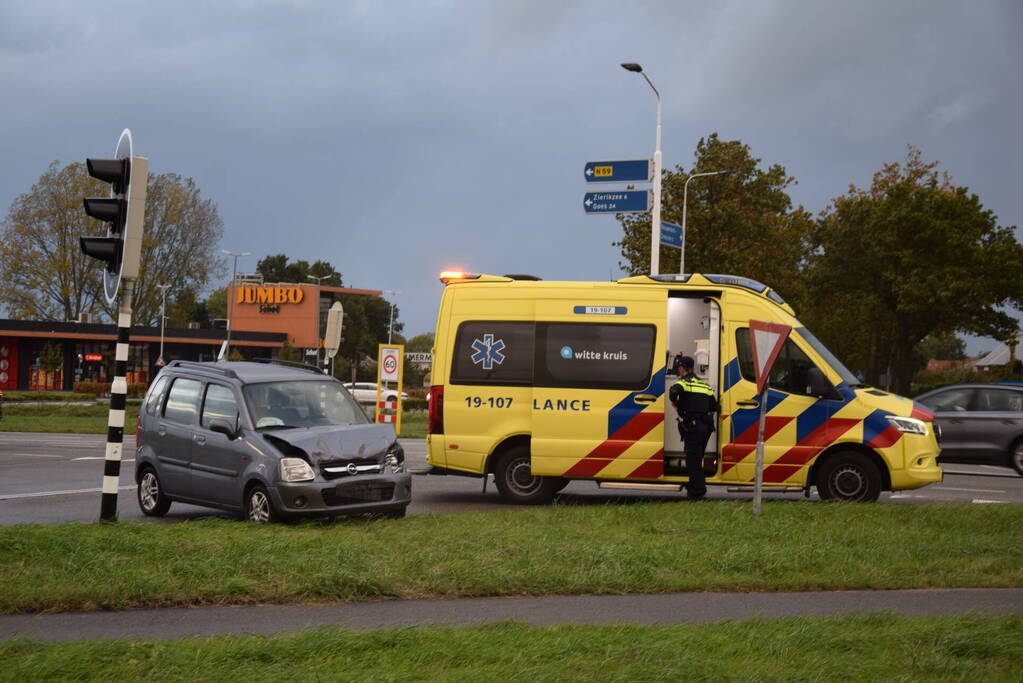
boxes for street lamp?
[621,62,662,275]
[156,283,171,365]
[308,275,332,366]
[680,170,736,275]
[222,250,250,358]
[382,290,400,344]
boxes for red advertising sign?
[84,353,104,362]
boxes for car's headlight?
[885,415,928,435]
[384,443,405,473]
[280,457,315,482]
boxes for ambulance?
[424,272,942,504]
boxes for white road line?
[972,499,1008,504]
[0,485,135,501]
[937,486,1006,494]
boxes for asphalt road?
[1,431,1021,525]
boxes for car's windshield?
[244,380,370,429]
[795,327,861,386]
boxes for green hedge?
[72,381,148,398]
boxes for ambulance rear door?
[530,289,667,480]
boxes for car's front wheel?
[245,484,279,523]
[1009,438,1023,476]
[816,452,882,502]
[137,468,172,517]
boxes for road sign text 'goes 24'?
[583,190,652,214]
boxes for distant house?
[974,341,1023,369]
[925,358,975,373]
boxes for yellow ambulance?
[424,272,942,503]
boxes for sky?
[1,0,1020,354]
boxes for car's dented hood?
[853,388,935,421]
[261,424,395,462]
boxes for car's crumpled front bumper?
[270,472,412,518]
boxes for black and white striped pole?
[81,129,148,522]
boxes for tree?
[256,254,342,286]
[403,332,434,387]
[802,147,1023,393]
[615,134,813,297]
[0,161,225,325]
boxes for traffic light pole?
[100,279,135,522]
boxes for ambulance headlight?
[885,415,928,436]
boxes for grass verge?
[3,616,1022,680]
[2,502,1020,614]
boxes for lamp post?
[621,62,662,275]
[382,290,400,343]
[222,250,250,358]
[680,170,736,275]
[156,283,171,365]
[308,274,332,366]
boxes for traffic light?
[81,157,130,274]
[79,129,148,305]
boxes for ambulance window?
[735,329,818,396]
[450,322,534,385]
[535,322,655,390]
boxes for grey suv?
[915,382,1023,476]
[135,360,412,521]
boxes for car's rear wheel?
[245,484,279,523]
[1008,438,1023,476]
[816,452,882,502]
[493,446,559,505]
[137,468,171,517]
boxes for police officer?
[668,355,717,501]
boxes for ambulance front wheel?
[493,447,560,505]
[816,452,882,502]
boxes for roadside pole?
[749,319,791,515]
[79,129,148,523]
[101,280,136,521]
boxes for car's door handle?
[193,434,206,446]
[737,399,760,408]
[157,426,167,437]
[634,394,657,404]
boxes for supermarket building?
[0,282,379,391]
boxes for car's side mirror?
[209,419,240,440]
[807,367,838,399]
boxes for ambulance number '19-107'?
[465,396,514,408]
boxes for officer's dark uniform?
[668,356,717,500]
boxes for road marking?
[0,485,135,501]
[972,499,1007,504]
[70,457,136,463]
[937,486,1006,494]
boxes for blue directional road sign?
[660,221,683,248]
[583,190,651,214]
[584,159,652,183]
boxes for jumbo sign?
[236,286,304,314]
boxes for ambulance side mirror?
[807,367,838,399]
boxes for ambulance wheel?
[493,447,559,505]
[816,452,882,502]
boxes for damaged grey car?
[135,360,411,522]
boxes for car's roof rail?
[503,273,542,281]
[250,358,326,375]
[166,360,238,379]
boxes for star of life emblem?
[470,334,506,370]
